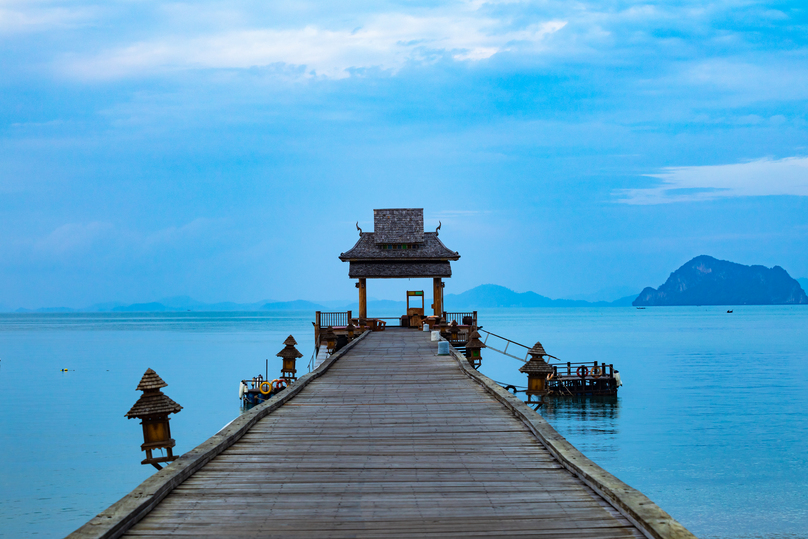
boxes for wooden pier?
[70,329,694,539]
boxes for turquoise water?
[1,308,806,538]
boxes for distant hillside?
[445,284,635,309]
[634,256,808,306]
[799,278,808,293]
[4,286,640,313]
[261,300,327,311]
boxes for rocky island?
[633,255,808,306]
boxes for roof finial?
[435,221,441,236]
[356,222,363,236]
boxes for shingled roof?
[340,232,459,261]
[136,368,168,391]
[374,209,424,244]
[519,357,553,375]
[348,261,452,279]
[126,393,183,418]
[341,209,460,279]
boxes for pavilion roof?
[340,232,459,262]
[348,261,452,279]
[373,209,424,244]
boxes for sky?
[1,0,807,308]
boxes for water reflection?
[540,395,621,454]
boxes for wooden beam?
[432,278,443,316]
[358,278,367,319]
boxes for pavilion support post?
[433,278,443,317]
[358,278,367,319]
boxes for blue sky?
[1,0,807,308]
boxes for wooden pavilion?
[339,208,460,319]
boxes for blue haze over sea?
[1,308,806,538]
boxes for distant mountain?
[342,299,408,313]
[113,302,168,312]
[3,286,643,313]
[564,286,640,303]
[15,306,76,313]
[109,297,274,312]
[84,301,127,311]
[261,300,327,311]
[444,284,634,309]
[634,256,808,306]
[799,278,808,293]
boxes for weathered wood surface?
[118,330,655,539]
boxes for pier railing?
[479,329,616,380]
[443,311,477,326]
[478,329,534,362]
[316,311,351,328]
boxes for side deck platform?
[69,329,694,539]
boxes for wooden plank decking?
[119,330,647,538]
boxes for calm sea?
[0,308,806,538]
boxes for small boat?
[727,310,733,313]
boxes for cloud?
[617,157,808,204]
[34,221,114,255]
[0,2,96,34]
[62,12,566,80]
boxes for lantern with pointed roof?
[126,369,182,470]
[519,341,554,408]
[438,318,450,339]
[465,330,486,369]
[278,335,303,382]
[321,326,337,354]
[449,320,459,342]
[346,320,356,340]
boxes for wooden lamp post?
[322,326,337,355]
[519,342,554,409]
[465,330,486,369]
[346,321,356,340]
[125,368,182,470]
[278,335,303,382]
[449,320,459,342]
[438,318,450,340]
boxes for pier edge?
[448,346,697,539]
[65,331,371,539]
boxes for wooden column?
[358,279,367,319]
[433,278,443,316]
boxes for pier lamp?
[519,342,554,409]
[322,326,338,355]
[449,320,459,342]
[464,330,486,369]
[278,335,303,382]
[438,318,450,339]
[346,321,356,340]
[126,369,183,470]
